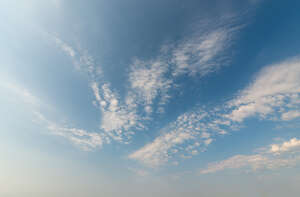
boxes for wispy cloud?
[200,138,300,174]
[84,16,241,145]
[129,56,300,168]
[129,109,228,167]
[91,82,143,143]
[48,34,144,144]
[36,111,105,151]
[172,25,238,76]
[125,16,242,116]
[46,33,102,77]
[53,36,76,57]
[270,138,300,154]
[128,58,172,112]
[45,10,264,150]
[1,81,41,106]
[281,110,300,121]
[226,57,300,122]
[2,80,105,151]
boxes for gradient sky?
[1,0,300,196]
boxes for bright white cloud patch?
[270,138,300,154]
[129,109,228,167]
[172,24,238,76]
[226,57,300,122]
[91,82,143,143]
[128,59,172,106]
[200,138,300,174]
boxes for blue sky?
[1,0,300,196]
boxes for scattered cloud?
[48,124,104,151]
[226,57,300,122]
[129,109,226,167]
[128,58,172,110]
[53,36,75,57]
[45,15,300,166]
[35,111,105,151]
[281,110,300,121]
[172,18,240,77]
[1,81,41,106]
[91,82,143,143]
[46,33,102,77]
[270,138,300,154]
[200,138,300,174]
[129,56,300,168]
[2,80,105,151]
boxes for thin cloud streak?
[1,80,105,151]
[200,138,300,174]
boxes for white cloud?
[281,110,300,121]
[125,17,242,117]
[226,57,300,122]
[270,138,300,154]
[129,57,300,168]
[129,128,197,167]
[204,138,213,145]
[47,35,139,144]
[200,138,300,174]
[53,36,76,57]
[32,111,105,151]
[171,23,239,76]
[2,80,105,151]
[1,82,41,106]
[47,33,102,77]
[91,82,142,143]
[128,59,172,107]
[129,109,223,167]
[47,124,104,151]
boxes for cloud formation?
[1,80,104,151]
[91,82,143,143]
[226,57,300,122]
[35,111,104,151]
[129,57,300,168]
[128,58,172,112]
[270,138,300,154]
[129,109,227,167]
[200,138,300,174]
[172,25,238,76]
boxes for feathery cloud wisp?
[200,138,300,174]
[172,22,240,76]
[128,109,227,167]
[2,80,105,151]
[226,57,300,122]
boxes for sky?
[1,0,300,196]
